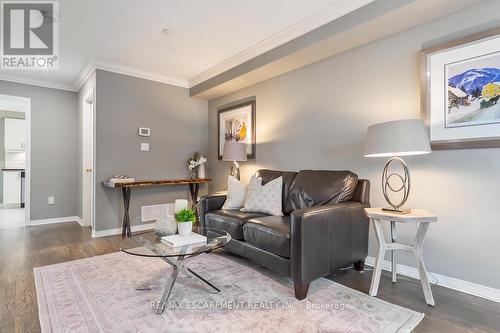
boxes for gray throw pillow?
[241,176,283,216]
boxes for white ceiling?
[0,0,372,91]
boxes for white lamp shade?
[365,119,431,157]
[222,142,248,161]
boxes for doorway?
[82,91,95,229]
[0,94,31,228]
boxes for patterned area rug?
[34,251,423,332]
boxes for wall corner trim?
[365,256,500,304]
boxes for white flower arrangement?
[187,152,207,170]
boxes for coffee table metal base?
[136,255,220,314]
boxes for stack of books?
[108,175,135,184]
[161,233,207,248]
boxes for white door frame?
[82,90,96,229]
[0,94,31,225]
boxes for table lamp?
[222,142,247,180]
[365,119,431,214]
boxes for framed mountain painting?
[422,28,500,149]
[217,98,256,159]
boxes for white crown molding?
[1,0,373,93]
[2,59,190,93]
[93,61,189,88]
[92,222,155,238]
[74,60,190,92]
[29,216,82,226]
[365,256,500,304]
[73,60,97,91]
[0,73,75,91]
[188,0,374,87]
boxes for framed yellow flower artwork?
[217,98,256,159]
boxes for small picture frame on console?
[422,27,500,149]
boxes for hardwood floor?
[0,222,122,333]
[0,222,499,332]
[329,269,500,333]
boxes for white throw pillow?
[222,176,260,210]
[241,176,283,216]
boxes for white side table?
[364,208,437,306]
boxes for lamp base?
[230,161,240,180]
[382,157,411,214]
[382,207,412,214]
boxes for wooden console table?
[102,178,211,238]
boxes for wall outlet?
[48,196,55,205]
[140,143,149,151]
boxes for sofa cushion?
[255,169,297,212]
[241,176,283,216]
[243,216,291,258]
[222,175,259,210]
[284,170,358,214]
[205,210,267,240]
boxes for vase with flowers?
[187,152,207,179]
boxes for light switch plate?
[48,196,55,205]
[141,143,149,151]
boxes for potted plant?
[175,208,196,236]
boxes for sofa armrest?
[290,201,369,284]
[198,194,227,227]
[352,179,370,204]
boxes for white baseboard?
[92,223,156,238]
[29,216,82,226]
[365,256,500,304]
[75,216,84,226]
[1,203,22,208]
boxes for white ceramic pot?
[177,221,193,236]
[198,164,206,179]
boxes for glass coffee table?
[120,227,231,314]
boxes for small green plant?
[175,208,196,223]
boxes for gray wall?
[95,70,208,231]
[208,1,500,289]
[0,81,78,219]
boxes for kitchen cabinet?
[3,171,21,205]
[4,118,26,151]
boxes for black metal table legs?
[121,183,199,238]
[188,183,199,209]
[122,187,132,238]
[189,183,200,218]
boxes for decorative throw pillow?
[241,176,283,216]
[222,176,261,210]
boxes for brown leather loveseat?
[198,169,370,300]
